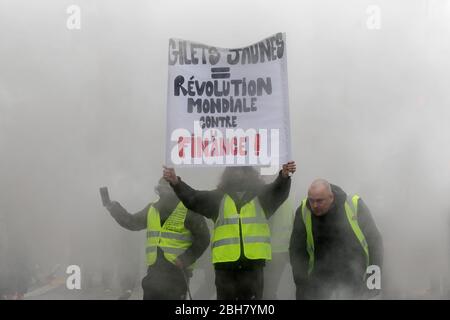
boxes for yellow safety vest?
[212,194,271,263]
[146,201,193,269]
[301,194,370,276]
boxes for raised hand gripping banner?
[165,32,291,174]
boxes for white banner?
[165,33,291,174]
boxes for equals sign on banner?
[211,67,230,79]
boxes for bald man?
[289,179,383,299]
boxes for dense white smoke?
[1,0,449,299]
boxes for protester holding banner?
[105,178,210,300]
[163,162,296,300]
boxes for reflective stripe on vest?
[301,194,370,276]
[146,201,193,268]
[212,194,271,263]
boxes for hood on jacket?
[330,184,348,207]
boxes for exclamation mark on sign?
[178,136,184,158]
[255,133,260,156]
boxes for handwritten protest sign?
[165,33,291,174]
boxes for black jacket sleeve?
[357,198,384,269]
[176,210,211,268]
[259,171,292,219]
[171,179,223,221]
[108,201,149,231]
[289,203,309,298]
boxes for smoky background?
[0,0,449,299]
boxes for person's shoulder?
[212,187,226,195]
[353,196,373,218]
[352,195,368,206]
[140,202,154,214]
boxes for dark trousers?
[215,268,264,300]
[141,260,188,300]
